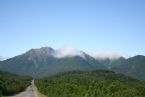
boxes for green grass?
[35,86,47,97]
[37,91,47,97]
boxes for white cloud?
[87,52,122,60]
[0,56,7,61]
[53,46,85,59]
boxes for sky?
[0,0,145,58]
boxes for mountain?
[0,47,145,80]
[96,58,115,69]
[90,55,145,81]
[109,57,127,69]
[0,70,31,96]
[97,57,126,69]
[112,55,145,81]
[36,70,145,97]
[0,47,106,78]
[88,52,125,69]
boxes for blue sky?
[0,0,145,58]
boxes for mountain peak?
[132,55,145,58]
[25,47,55,61]
[128,55,145,62]
[27,47,54,55]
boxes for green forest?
[36,70,145,97]
[0,71,31,97]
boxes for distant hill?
[97,57,126,69]
[93,55,145,81]
[0,47,106,78]
[112,55,145,81]
[36,70,145,97]
[0,70,31,96]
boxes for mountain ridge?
[0,47,106,78]
[112,55,145,80]
[0,47,145,81]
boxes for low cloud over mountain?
[53,46,86,59]
[30,46,122,60]
[0,56,5,61]
[87,52,122,60]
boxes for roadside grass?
[35,85,47,97]
[36,91,47,97]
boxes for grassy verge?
[36,91,47,97]
[35,85,47,97]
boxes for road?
[10,80,39,97]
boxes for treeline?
[0,71,32,96]
[36,70,145,97]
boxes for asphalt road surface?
[10,80,39,97]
